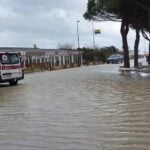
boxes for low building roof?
[0,47,80,56]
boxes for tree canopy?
[84,0,149,32]
[84,0,150,67]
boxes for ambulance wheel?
[9,79,18,85]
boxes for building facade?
[0,47,83,72]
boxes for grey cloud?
[0,0,142,51]
[0,0,87,48]
[0,0,84,16]
[0,0,84,31]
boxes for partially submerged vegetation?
[81,46,120,65]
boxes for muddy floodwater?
[0,64,150,150]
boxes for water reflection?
[0,64,150,150]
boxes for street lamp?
[77,20,80,49]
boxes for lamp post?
[77,20,80,49]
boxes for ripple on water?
[0,65,150,150]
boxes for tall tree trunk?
[148,11,150,64]
[120,20,130,68]
[134,29,140,67]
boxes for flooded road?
[0,64,150,150]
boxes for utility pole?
[92,20,95,49]
[77,20,80,49]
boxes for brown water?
[0,64,150,150]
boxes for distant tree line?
[80,46,120,64]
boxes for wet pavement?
[0,63,150,150]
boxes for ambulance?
[0,51,25,85]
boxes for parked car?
[106,54,123,64]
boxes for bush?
[81,46,119,63]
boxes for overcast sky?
[0,0,149,53]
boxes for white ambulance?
[0,51,25,85]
